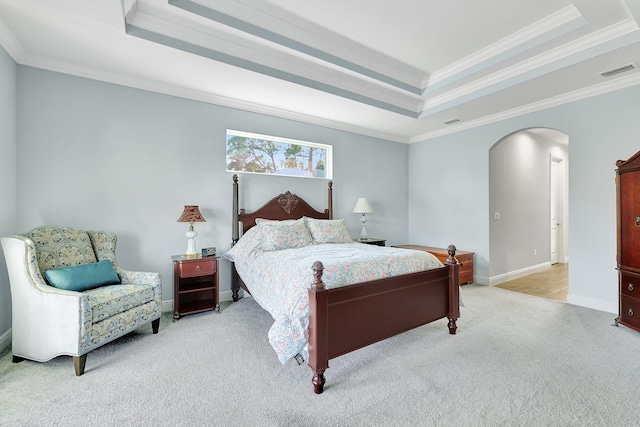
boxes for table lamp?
[352,198,373,240]
[177,205,206,257]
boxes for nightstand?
[354,238,386,246]
[172,255,219,320]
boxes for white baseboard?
[567,293,617,314]
[486,262,617,314]
[0,327,11,354]
[489,262,552,286]
[472,275,490,285]
[161,300,173,313]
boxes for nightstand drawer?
[179,259,216,278]
[620,272,640,298]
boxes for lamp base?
[185,227,198,258]
[359,214,369,240]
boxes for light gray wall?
[489,130,568,277]
[409,84,640,313]
[0,46,17,346]
[10,66,409,320]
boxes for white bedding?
[223,218,444,364]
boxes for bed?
[226,174,460,394]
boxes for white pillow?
[258,218,313,251]
[222,226,264,263]
[304,218,353,244]
[255,218,296,225]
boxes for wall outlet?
[493,212,500,221]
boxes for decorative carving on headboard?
[278,192,299,214]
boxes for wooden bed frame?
[230,174,460,394]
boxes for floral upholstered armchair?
[0,226,162,375]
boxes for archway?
[488,128,569,300]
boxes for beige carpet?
[1,285,639,426]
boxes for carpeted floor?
[1,285,640,426]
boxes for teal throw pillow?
[44,260,120,291]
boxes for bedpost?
[445,244,460,335]
[232,174,239,246]
[308,261,328,394]
[231,174,240,302]
[327,181,333,219]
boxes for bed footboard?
[308,249,460,394]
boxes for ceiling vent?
[443,118,461,125]
[600,63,636,78]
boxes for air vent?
[600,64,635,78]
[443,118,461,125]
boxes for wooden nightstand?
[354,238,386,246]
[392,245,475,284]
[172,255,220,320]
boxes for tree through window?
[226,130,332,179]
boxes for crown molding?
[411,71,640,143]
[426,5,585,90]
[168,0,425,93]
[8,32,640,147]
[0,15,24,62]
[419,19,640,116]
[127,4,422,116]
[15,48,411,144]
[10,32,640,147]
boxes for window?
[226,130,332,179]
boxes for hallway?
[494,263,568,301]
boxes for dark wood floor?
[494,263,568,301]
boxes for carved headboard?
[231,174,333,245]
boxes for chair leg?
[152,318,160,334]
[74,354,87,376]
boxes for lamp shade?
[177,205,206,223]
[352,198,373,214]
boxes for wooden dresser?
[616,150,640,332]
[392,244,474,284]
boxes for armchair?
[1,226,162,375]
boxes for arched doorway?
[489,128,569,300]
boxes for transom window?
[226,130,332,179]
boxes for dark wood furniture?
[354,237,386,246]
[615,151,640,332]
[393,245,474,284]
[172,255,219,320]
[230,174,460,394]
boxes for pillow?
[223,226,265,262]
[44,260,120,292]
[305,218,353,244]
[259,218,313,251]
[255,218,295,225]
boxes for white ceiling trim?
[168,0,425,92]
[126,2,422,116]
[411,70,640,143]
[126,1,640,120]
[425,4,585,90]
[12,40,411,144]
[5,21,640,147]
[0,15,23,62]
[2,1,640,146]
[419,19,640,116]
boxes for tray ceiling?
[1,0,640,143]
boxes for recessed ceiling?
[1,0,640,143]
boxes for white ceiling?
[1,0,640,143]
